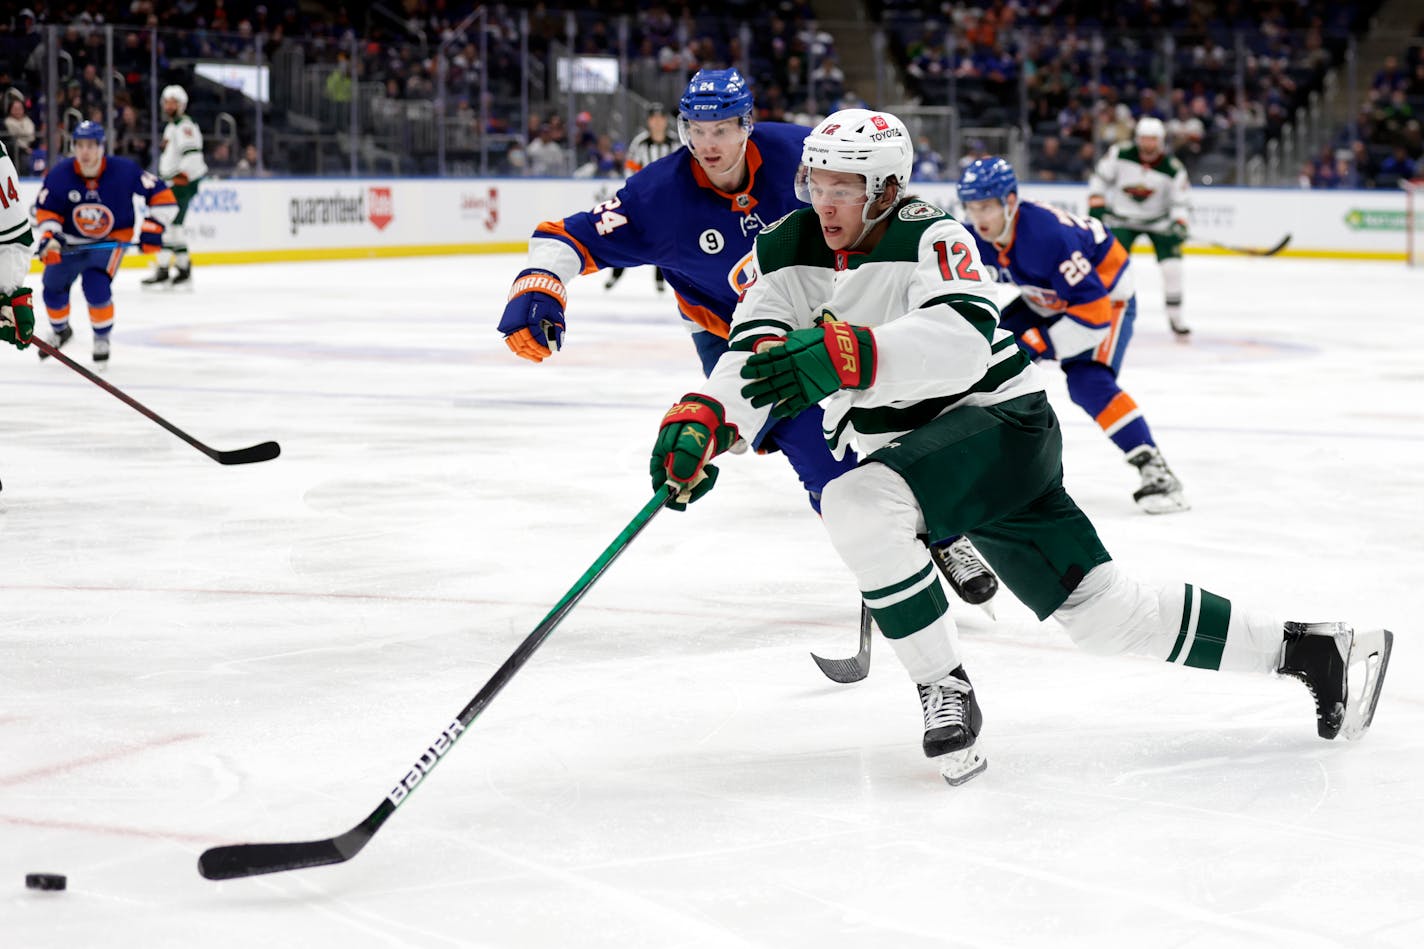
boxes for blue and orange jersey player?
[497,68,859,512]
[33,120,176,363]
[957,157,1189,514]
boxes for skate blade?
[1341,628,1393,740]
[974,598,997,621]
[938,746,987,786]
[1138,492,1191,515]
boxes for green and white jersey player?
[144,84,207,288]
[1088,116,1192,337]
[0,137,37,352]
[648,108,1392,786]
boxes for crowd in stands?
[874,0,1382,184]
[0,1,1417,189]
[1305,32,1424,189]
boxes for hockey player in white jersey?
[650,108,1392,785]
[0,137,36,353]
[143,84,207,289]
[1088,117,1192,337]
[1,138,37,491]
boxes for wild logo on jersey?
[1123,185,1156,202]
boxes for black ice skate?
[918,666,987,786]
[92,336,110,363]
[930,537,999,615]
[37,325,73,360]
[1278,622,1393,740]
[142,266,170,288]
[1168,315,1191,338]
[170,266,193,289]
[1126,445,1190,514]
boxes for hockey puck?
[25,873,66,891]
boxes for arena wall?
[20,177,1417,268]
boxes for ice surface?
[2,253,1422,947]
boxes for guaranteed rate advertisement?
[174,178,622,261]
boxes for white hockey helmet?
[161,85,189,110]
[795,108,914,205]
[1134,116,1166,143]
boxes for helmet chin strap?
[991,195,1018,244]
[848,182,898,250]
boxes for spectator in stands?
[326,51,353,104]
[1102,103,1134,146]
[526,120,567,177]
[1334,154,1361,190]
[573,110,599,167]
[810,54,845,108]
[208,139,235,176]
[1036,135,1081,181]
[1373,56,1407,95]
[4,98,35,173]
[914,134,946,182]
[77,63,105,111]
[233,144,264,177]
[1376,145,1417,184]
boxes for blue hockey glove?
[996,298,1055,362]
[499,268,567,363]
[138,218,166,254]
[36,230,65,266]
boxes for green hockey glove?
[0,287,36,350]
[740,321,876,418]
[1088,203,1107,222]
[1168,219,1189,241]
[650,394,740,510]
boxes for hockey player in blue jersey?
[33,120,176,363]
[956,157,1189,514]
[498,67,1000,610]
[498,69,852,505]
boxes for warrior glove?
[499,268,567,363]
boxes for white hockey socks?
[1054,563,1282,673]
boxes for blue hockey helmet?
[957,156,1018,204]
[72,120,106,144]
[678,68,753,125]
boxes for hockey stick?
[30,336,280,465]
[811,603,872,683]
[1205,234,1291,257]
[198,486,674,880]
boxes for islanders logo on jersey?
[72,203,116,238]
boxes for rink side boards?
[18,176,1419,270]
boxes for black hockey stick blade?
[200,821,375,880]
[31,336,280,465]
[198,487,672,881]
[811,603,873,683]
[1209,234,1291,257]
[215,441,282,465]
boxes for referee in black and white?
[606,103,678,291]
